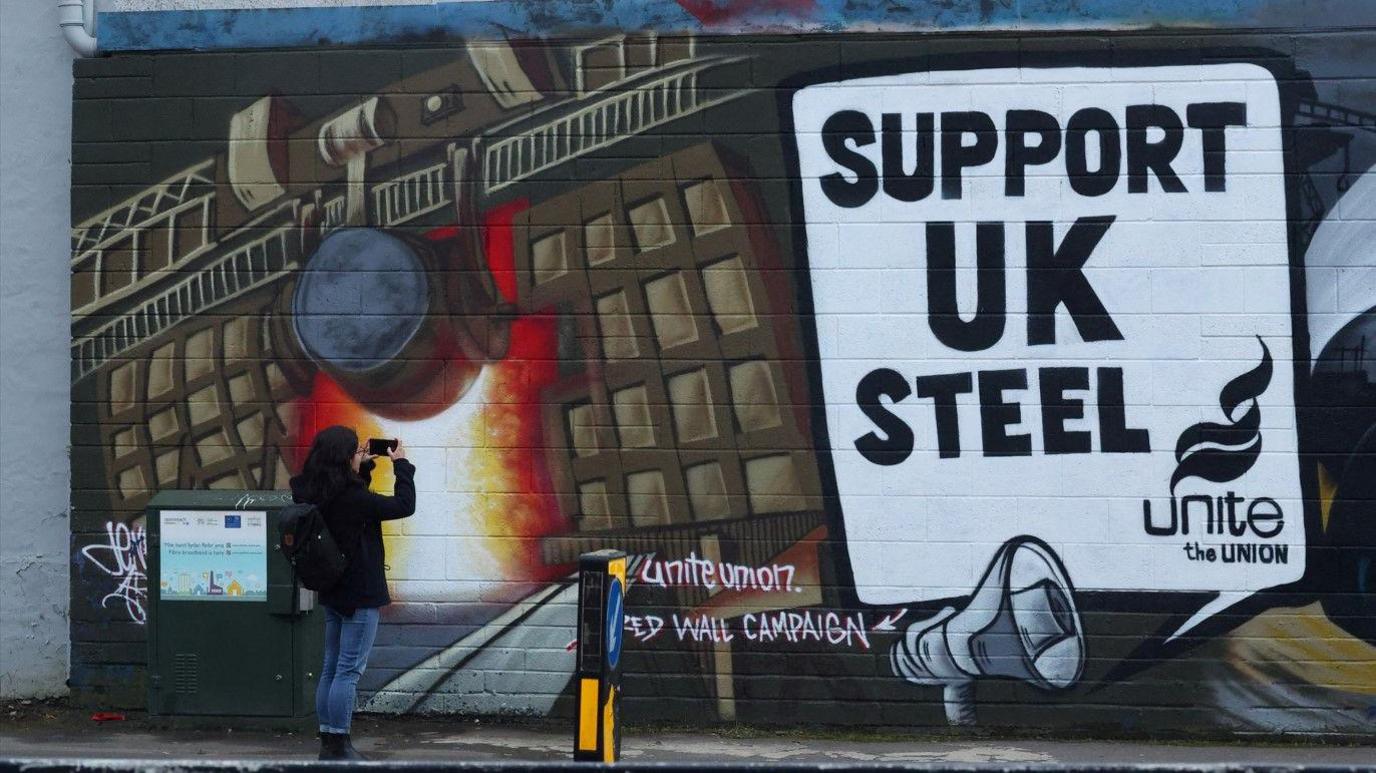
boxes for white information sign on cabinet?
[160,510,268,602]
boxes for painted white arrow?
[871,608,908,632]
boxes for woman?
[290,425,416,761]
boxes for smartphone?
[368,438,398,456]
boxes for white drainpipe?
[59,0,98,57]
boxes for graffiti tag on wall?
[80,520,148,624]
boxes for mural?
[69,31,1376,732]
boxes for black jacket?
[290,458,416,615]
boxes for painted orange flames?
[284,202,569,595]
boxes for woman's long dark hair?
[297,425,364,505]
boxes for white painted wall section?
[1,0,75,699]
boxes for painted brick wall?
[69,29,1376,733]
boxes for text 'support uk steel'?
[69,29,1376,732]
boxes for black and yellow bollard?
[573,550,626,762]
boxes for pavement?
[2,702,1374,769]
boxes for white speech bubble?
[792,63,1304,640]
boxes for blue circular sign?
[605,577,624,669]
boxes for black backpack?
[277,500,347,592]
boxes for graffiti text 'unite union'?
[638,552,801,594]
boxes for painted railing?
[371,159,451,227]
[483,60,743,194]
[72,214,301,382]
[71,161,217,320]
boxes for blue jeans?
[317,606,380,733]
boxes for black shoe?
[339,734,365,761]
[318,732,349,761]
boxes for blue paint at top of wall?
[98,0,1375,52]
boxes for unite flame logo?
[1142,336,1284,541]
[1171,336,1273,493]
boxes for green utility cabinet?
[145,491,322,721]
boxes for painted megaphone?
[890,536,1085,725]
